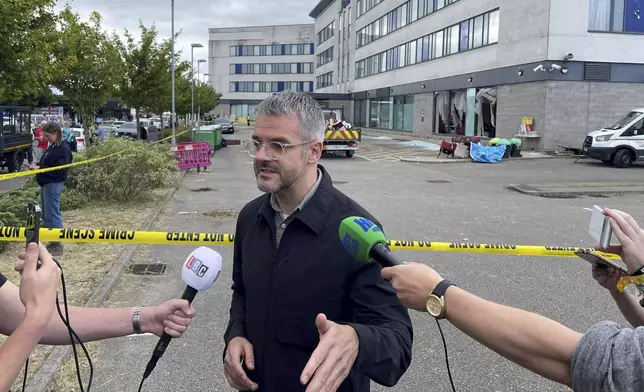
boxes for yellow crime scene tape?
[0,226,620,259]
[0,128,190,182]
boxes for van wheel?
[613,149,635,168]
[346,151,355,158]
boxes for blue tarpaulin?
[469,143,506,163]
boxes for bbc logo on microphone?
[185,255,210,278]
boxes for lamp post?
[196,59,206,123]
[171,0,176,147]
[190,43,204,124]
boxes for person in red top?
[33,121,49,161]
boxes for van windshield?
[607,111,643,130]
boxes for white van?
[584,108,644,168]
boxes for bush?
[68,138,178,202]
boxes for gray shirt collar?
[270,168,322,219]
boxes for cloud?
[55,0,320,63]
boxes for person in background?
[61,121,72,146]
[246,114,251,126]
[28,123,73,256]
[33,121,49,162]
[0,242,197,391]
[147,120,158,142]
[382,208,644,392]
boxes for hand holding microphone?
[139,247,222,389]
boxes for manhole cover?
[191,187,215,192]
[129,263,167,275]
[426,180,452,184]
[333,181,348,185]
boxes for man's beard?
[254,160,302,193]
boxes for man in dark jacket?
[223,92,413,392]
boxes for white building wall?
[208,24,315,102]
[547,0,644,64]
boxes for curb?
[25,170,187,392]
[507,184,644,198]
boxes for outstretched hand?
[300,314,359,392]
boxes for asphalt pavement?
[69,126,644,392]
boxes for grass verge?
[0,189,168,392]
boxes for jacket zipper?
[261,233,279,390]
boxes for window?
[589,0,644,32]
[355,0,461,48]
[357,0,384,18]
[318,21,335,44]
[229,62,315,74]
[316,71,333,89]
[229,81,313,92]
[227,44,314,56]
[354,9,499,78]
[317,47,334,67]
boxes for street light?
[190,43,204,123]
[171,0,176,147]
[197,59,207,82]
[196,60,206,123]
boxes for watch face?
[426,295,443,317]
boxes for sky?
[55,0,320,63]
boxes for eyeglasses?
[244,139,312,160]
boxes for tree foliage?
[53,7,123,129]
[0,7,222,119]
[0,0,58,104]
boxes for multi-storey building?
[309,0,644,150]
[208,24,317,118]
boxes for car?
[70,128,86,151]
[115,122,139,139]
[214,117,235,134]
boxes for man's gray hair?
[255,92,326,142]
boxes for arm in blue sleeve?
[346,261,413,387]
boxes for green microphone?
[339,216,402,267]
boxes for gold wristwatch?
[425,280,456,319]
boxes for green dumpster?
[192,124,223,152]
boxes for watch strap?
[631,266,644,276]
[132,306,143,334]
[432,279,456,297]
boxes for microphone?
[141,247,222,380]
[338,216,402,267]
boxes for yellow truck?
[323,122,361,158]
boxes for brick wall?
[543,81,590,150]
[495,82,547,142]
[412,93,435,138]
[587,82,644,132]
[541,81,644,150]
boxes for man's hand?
[381,262,443,312]
[224,336,258,391]
[598,208,644,274]
[28,163,39,170]
[17,242,60,327]
[139,300,196,338]
[300,313,359,392]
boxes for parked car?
[70,127,86,151]
[215,117,235,134]
[115,122,139,139]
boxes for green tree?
[194,82,221,116]
[116,22,174,137]
[53,7,123,133]
[0,0,58,104]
